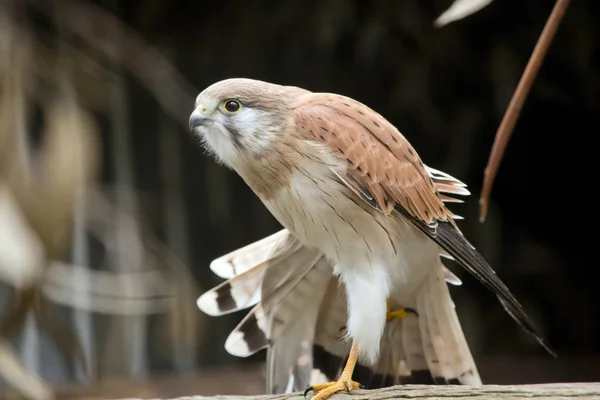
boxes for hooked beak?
[189,107,213,132]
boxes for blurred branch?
[434,0,493,27]
[0,340,52,400]
[0,6,99,396]
[42,262,175,315]
[1,2,202,397]
[479,0,571,221]
[68,185,202,375]
[33,0,199,127]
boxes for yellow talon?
[306,302,408,399]
[304,343,362,400]
[309,379,360,400]
[386,299,408,321]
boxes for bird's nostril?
[189,109,213,131]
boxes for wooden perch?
[117,383,600,400]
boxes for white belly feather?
[261,157,440,364]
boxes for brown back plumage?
[293,93,456,227]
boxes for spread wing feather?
[197,230,303,316]
[265,257,332,393]
[223,245,324,358]
[209,229,296,279]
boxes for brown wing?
[292,92,454,227]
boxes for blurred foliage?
[0,1,202,398]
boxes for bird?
[189,78,555,400]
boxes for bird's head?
[189,78,309,169]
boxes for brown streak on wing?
[293,93,455,227]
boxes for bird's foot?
[386,308,408,321]
[386,299,410,321]
[305,342,362,400]
[304,377,362,400]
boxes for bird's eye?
[223,99,241,114]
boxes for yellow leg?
[386,299,408,321]
[305,343,361,400]
[305,300,411,399]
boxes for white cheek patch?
[232,108,277,154]
[202,122,242,168]
[199,107,280,168]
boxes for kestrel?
[190,78,554,399]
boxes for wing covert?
[293,93,453,227]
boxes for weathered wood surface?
[121,383,600,400]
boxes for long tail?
[413,259,481,385]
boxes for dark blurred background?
[0,0,598,398]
